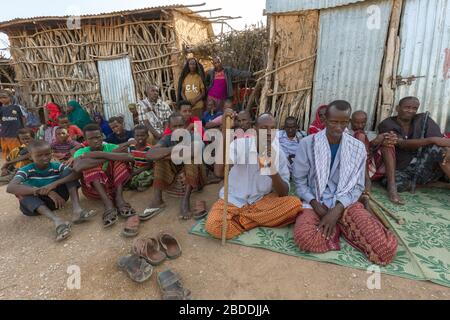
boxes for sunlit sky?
[0,0,267,54]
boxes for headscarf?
[308,104,328,135]
[93,112,113,136]
[46,102,62,127]
[67,100,92,130]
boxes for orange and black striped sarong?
[81,161,131,200]
[153,159,206,190]
[205,193,302,240]
[294,202,398,265]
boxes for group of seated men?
[5,95,450,267]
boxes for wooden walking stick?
[369,195,405,225]
[221,114,233,245]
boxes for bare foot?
[388,188,405,205]
[179,197,192,220]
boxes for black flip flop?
[55,222,72,242]
[103,208,118,228]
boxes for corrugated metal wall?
[98,57,136,130]
[266,0,367,13]
[395,0,450,131]
[311,0,393,127]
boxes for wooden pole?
[369,195,405,225]
[221,115,232,245]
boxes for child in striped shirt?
[127,125,153,192]
[51,127,82,164]
[7,140,95,242]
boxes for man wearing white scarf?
[292,101,398,266]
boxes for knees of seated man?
[294,209,329,253]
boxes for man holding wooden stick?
[205,113,302,240]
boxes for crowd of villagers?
[1,55,449,268]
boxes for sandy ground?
[0,181,449,300]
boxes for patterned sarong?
[81,161,131,200]
[294,202,398,265]
[153,159,206,191]
[206,193,302,240]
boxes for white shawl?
[312,129,366,202]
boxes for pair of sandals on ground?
[102,202,136,228]
[118,232,191,300]
[143,199,209,222]
[55,209,97,242]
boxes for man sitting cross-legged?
[144,113,207,220]
[7,140,95,242]
[73,124,136,228]
[293,101,398,266]
[205,113,302,240]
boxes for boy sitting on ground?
[202,99,223,126]
[0,128,34,183]
[6,140,95,242]
[127,125,153,192]
[51,127,82,164]
[73,124,136,228]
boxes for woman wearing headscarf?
[307,104,328,135]
[177,57,206,119]
[67,100,92,130]
[93,112,113,137]
[36,102,62,143]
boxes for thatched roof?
[0,3,212,32]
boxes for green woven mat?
[190,186,450,288]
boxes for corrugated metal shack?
[261,0,450,132]
[0,4,214,128]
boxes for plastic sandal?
[122,215,140,238]
[158,232,182,259]
[73,210,97,224]
[103,208,118,228]
[118,255,153,283]
[55,222,72,242]
[132,237,166,266]
[157,269,191,300]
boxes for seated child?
[127,125,153,192]
[6,140,95,242]
[57,114,84,142]
[51,127,82,163]
[105,116,134,144]
[73,124,136,227]
[0,128,34,183]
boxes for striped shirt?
[51,140,80,160]
[128,144,152,168]
[15,162,69,188]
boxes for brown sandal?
[192,200,208,220]
[158,232,182,259]
[133,237,167,266]
[122,215,140,238]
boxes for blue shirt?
[329,143,340,169]
[202,111,223,126]
[105,130,134,144]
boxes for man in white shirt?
[205,113,302,240]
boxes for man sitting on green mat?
[292,100,398,266]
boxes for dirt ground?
[0,181,449,300]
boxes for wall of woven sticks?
[4,11,212,111]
